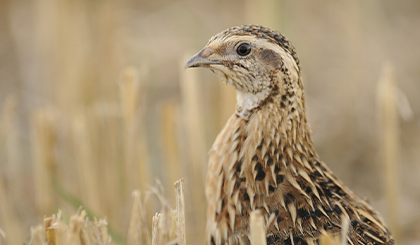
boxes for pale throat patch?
[235,89,270,119]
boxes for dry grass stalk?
[148,179,186,245]
[152,208,177,245]
[91,103,124,230]
[31,108,57,215]
[150,181,178,245]
[127,190,151,245]
[128,190,143,245]
[119,66,141,192]
[250,210,267,245]
[174,179,186,245]
[119,67,140,129]
[0,95,21,245]
[160,101,181,200]
[119,66,150,192]
[33,209,111,245]
[340,215,350,245]
[43,213,56,244]
[72,114,102,214]
[247,213,349,245]
[319,215,349,245]
[94,217,112,245]
[152,214,159,245]
[30,225,46,245]
[180,54,207,244]
[377,62,400,243]
[65,211,87,245]
[117,179,187,245]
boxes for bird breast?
[205,102,303,243]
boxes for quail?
[185,25,394,245]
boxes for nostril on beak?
[184,47,221,69]
[201,47,217,58]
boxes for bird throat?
[235,90,270,119]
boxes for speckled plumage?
[185,25,394,245]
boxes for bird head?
[185,25,302,117]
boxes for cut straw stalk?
[377,62,400,243]
[36,209,111,245]
[250,210,267,245]
[127,179,185,245]
[119,67,140,128]
[317,215,349,245]
[119,66,151,236]
[180,54,208,244]
[151,202,177,245]
[127,190,151,245]
[160,101,181,201]
[44,211,67,245]
[92,102,124,229]
[0,95,21,245]
[72,114,102,215]
[30,225,46,245]
[149,179,187,245]
[119,66,141,192]
[174,179,186,245]
[119,66,150,192]
[65,211,86,245]
[31,108,57,215]
[127,191,141,245]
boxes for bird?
[185,25,395,245]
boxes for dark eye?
[236,43,252,56]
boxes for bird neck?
[235,90,271,119]
[236,78,318,166]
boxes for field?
[0,0,419,244]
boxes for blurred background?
[0,0,419,244]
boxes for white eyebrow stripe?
[208,35,299,73]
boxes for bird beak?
[184,47,222,69]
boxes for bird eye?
[236,43,252,56]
